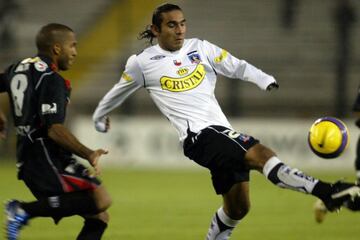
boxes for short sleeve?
[37,73,67,126]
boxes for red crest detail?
[64,79,71,90]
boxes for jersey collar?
[37,55,58,72]
[155,44,181,55]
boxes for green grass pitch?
[1,162,359,239]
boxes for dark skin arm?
[48,123,108,174]
[0,74,6,139]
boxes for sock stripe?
[263,156,282,178]
[217,207,239,228]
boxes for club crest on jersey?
[187,51,201,64]
[160,64,205,92]
[173,60,182,66]
[150,55,166,60]
[34,60,48,72]
[121,72,133,82]
[214,49,228,63]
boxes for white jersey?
[93,38,276,142]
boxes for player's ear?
[53,43,62,56]
[151,24,160,36]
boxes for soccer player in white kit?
[93,3,360,239]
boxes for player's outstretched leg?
[4,200,30,240]
[263,157,360,211]
[246,144,360,212]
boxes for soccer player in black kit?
[0,23,111,240]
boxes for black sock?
[21,191,99,220]
[77,218,108,240]
[311,181,332,200]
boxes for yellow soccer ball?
[308,117,349,159]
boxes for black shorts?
[18,138,101,198]
[183,125,259,194]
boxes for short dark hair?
[36,23,73,54]
[138,3,182,45]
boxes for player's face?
[57,31,77,71]
[154,10,186,52]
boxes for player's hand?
[266,82,279,91]
[0,112,7,139]
[355,118,360,128]
[95,116,110,133]
[88,149,108,175]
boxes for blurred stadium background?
[0,0,360,239]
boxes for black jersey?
[354,86,360,112]
[1,55,71,168]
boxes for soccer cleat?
[322,181,360,212]
[344,182,360,211]
[313,199,328,223]
[4,200,29,240]
[344,196,360,211]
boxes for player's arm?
[202,40,278,91]
[48,123,107,171]
[93,55,142,132]
[0,110,6,139]
[38,74,107,171]
[0,73,7,139]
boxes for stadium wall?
[73,116,357,171]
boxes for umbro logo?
[41,103,57,115]
[150,55,166,60]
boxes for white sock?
[263,156,319,194]
[206,207,239,240]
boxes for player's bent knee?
[228,203,251,220]
[96,194,112,212]
[92,186,112,212]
